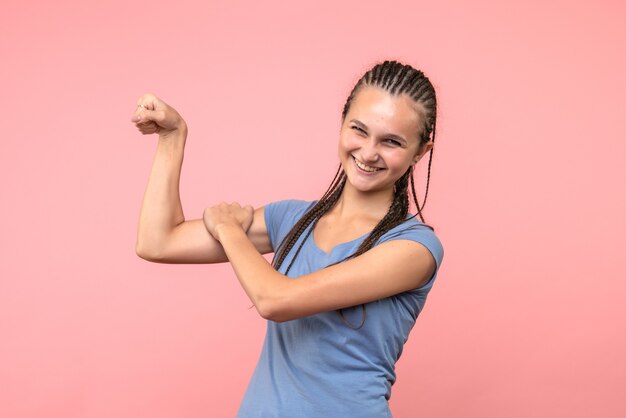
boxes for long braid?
[282,179,345,276]
[273,60,439,328]
[409,166,425,223]
[420,119,436,212]
[272,167,345,271]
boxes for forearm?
[216,224,290,318]
[136,126,188,256]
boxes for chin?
[345,175,392,194]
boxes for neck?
[332,181,394,222]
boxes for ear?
[413,140,434,165]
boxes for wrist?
[214,222,245,242]
[159,120,188,141]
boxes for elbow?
[254,279,304,322]
[255,299,278,321]
[135,241,164,263]
[255,297,293,323]
[135,246,154,262]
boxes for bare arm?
[133,94,271,264]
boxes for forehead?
[347,86,423,138]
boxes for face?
[338,86,432,194]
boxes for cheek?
[380,149,409,166]
[338,134,359,153]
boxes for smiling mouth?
[352,155,384,173]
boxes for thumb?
[242,205,254,231]
[133,109,162,124]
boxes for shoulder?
[263,199,318,250]
[263,199,317,230]
[264,199,317,219]
[376,216,444,269]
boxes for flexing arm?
[133,94,272,264]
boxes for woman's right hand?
[131,93,187,137]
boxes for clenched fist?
[131,93,187,136]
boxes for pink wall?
[1,0,625,417]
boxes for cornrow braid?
[272,60,438,328]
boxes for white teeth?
[354,157,381,172]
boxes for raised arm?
[132,94,272,264]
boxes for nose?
[360,138,379,163]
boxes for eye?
[384,138,402,146]
[351,125,367,135]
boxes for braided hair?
[272,60,438,328]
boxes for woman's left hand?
[203,202,254,241]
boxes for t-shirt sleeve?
[263,199,316,251]
[376,221,444,290]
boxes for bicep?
[270,240,436,321]
[141,206,272,264]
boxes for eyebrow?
[349,119,408,145]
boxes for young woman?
[132,60,443,417]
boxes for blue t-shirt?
[237,200,444,418]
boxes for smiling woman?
[132,60,443,418]
[338,86,433,195]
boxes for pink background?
[1,0,625,417]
